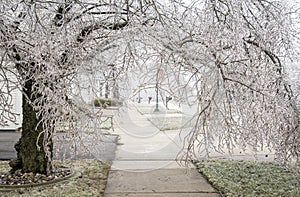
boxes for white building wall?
[0,77,22,130]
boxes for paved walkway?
[104,103,221,196]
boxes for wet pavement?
[0,131,118,161]
[0,131,20,160]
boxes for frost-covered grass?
[196,160,300,197]
[134,104,180,114]
[0,160,110,197]
[99,116,113,130]
[135,103,195,130]
[146,115,195,130]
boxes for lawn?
[0,160,110,197]
[145,114,195,130]
[134,103,180,115]
[196,160,300,196]
[134,103,195,130]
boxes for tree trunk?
[11,80,53,174]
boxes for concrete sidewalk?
[104,103,220,196]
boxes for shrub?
[93,98,123,108]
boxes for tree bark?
[11,80,53,174]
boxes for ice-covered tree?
[145,0,300,165]
[0,0,299,175]
[0,0,162,174]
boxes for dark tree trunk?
[11,80,53,174]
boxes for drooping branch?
[76,21,128,42]
[53,2,73,27]
[243,38,282,72]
